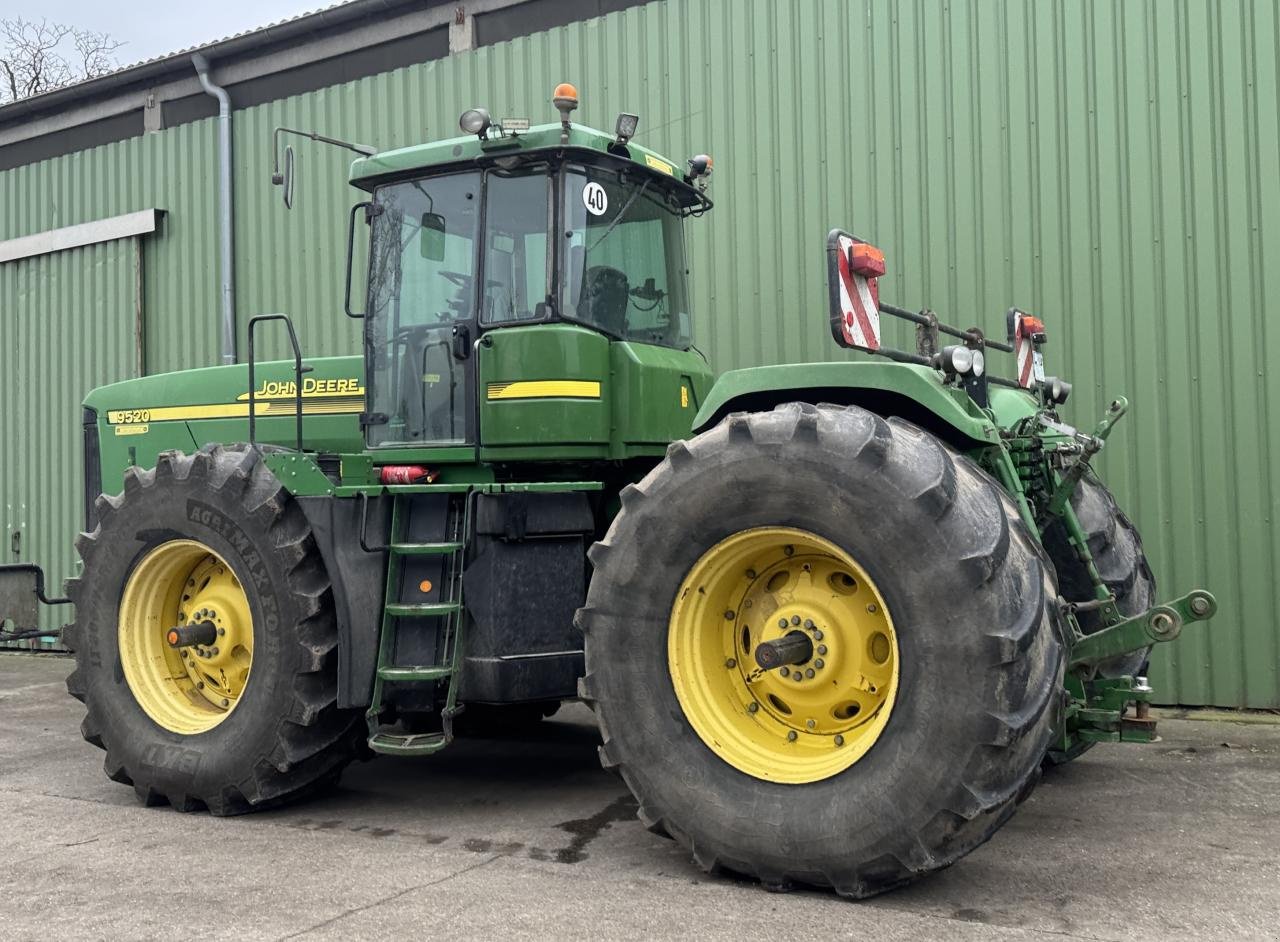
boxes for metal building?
[1,0,1276,708]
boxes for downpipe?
[192,53,236,365]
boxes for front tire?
[64,445,364,814]
[579,404,1065,898]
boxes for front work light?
[615,112,639,143]
[940,344,983,376]
[459,107,492,138]
[1045,377,1072,404]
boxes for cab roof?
[348,122,688,190]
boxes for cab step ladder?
[365,491,471,756]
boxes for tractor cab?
[346,88,714,454]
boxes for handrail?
[246,313,310,451]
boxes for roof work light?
[615,112,639,144]
[459,107,492,139]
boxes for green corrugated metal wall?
[1,0,1276,705]
[1,240,139,643]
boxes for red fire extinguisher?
[379,465,439,485]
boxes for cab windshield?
[562,165,692,349]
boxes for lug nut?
[780,667,790,677]
[793,673,803,683]
[806,719,816,729]
[197,682,205,689]
[747,702,759,713]
[805,668,815,678]
[814,659,825,669]
[778,618,789,629]
[784,546,794,557]
[791,615,801,626]
[218,628,226,637]
[813,630,824,641]
[786,731,798,741]
[220,698,229,707]
[211,647,219,657]
[866,603,878,614]
[804,619,815,629]
[817,644,827,655]
[746,569,757,579]
[834,734,845,747]
[725,657,736,668]
[724,610,735,620]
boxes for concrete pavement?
[1,653,1277,940]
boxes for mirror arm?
[272,127,377,176]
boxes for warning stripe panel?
[836,235,880,351]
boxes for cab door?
[365,172,481,448]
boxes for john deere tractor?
[0,84,1215,898]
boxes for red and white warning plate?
[835,235,881,352]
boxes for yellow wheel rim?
[118,540,254,734]
[668,527,900,784]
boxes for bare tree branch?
[0,17,123,104]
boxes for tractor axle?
[754,630,814,670]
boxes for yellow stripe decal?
[486,380,602,401]
[106,399,364,424]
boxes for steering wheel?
[440,270,472,287]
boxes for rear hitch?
[1041,397,1129,522]
[1062,589,1217,747]
[1068,589,1217,671]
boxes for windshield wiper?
[587,179,650,252]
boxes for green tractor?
[0,83,1215,898]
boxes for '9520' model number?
[108,409,151,425]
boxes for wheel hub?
[668,527,899,783]
[119,540,254,734]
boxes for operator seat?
[397,328,458,441]
[580,265,630,336]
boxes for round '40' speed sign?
[582,181,608,216]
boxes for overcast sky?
[23,0,325,65]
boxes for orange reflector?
[166,630,179,645]
[849,242,886,278]
[553,82,579,105]
[419,580,433,593]
[1023,315,1046,335]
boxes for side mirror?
[420,212,446,260]
[271,144,295,210]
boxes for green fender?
[691,361,1038,448]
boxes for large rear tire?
[64,445,364,814]
[578,403,1065,898]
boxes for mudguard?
[692,360,1037,448]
